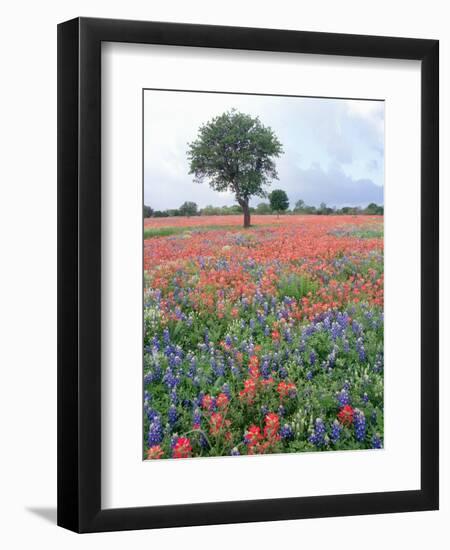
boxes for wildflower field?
[143,215,384,460]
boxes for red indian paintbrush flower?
[244,425,263,446]
[172,437,192,459]
[146,445,164,459]
[338,405,354,426]
[248,355,260,379]
[201,394,214,411]
[239,378,257,404]
[277,381,297,400]
[209,412,224,435]
[264,412,281,441]
[216,392,229,409]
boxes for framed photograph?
[57,17,439,533]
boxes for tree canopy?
[187,109,283,227]
[179,201,198,217]
[256,202,272,214]
[143,204,154,218]
[269,189,289,216]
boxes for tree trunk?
[242,201,251,228]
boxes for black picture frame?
[57,17,439,533]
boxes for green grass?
[331,227,384,239]
[144,224,260,239]
[277,273,319,300]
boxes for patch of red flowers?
[263,413,281,442]
[244,425,263,447]
[209,412,232,436]
[243,413,281,455]
[216,392,229,409]
[248,355,260,378]
[338,405,354,426]
[146,445,164,459]
[172,437,192,459]
[201,394,214,411]
[277,381,297,400]
[239,378,257,404]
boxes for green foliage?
[179,201,199,217]
[293,199,317,214]
[291,200,383,216]
[166,208,180,217]
[269,189,289,214]
[256,202,272,214]
[143,204,153,218]
[277,273,319,300]
[365,202,384,215]
[148,200,384,219]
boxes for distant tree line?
[144,197,383,218]
[291,199,383,216]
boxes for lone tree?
[179,201,198,217]
[143,204,153,218]
[187,110,283,228]
[269,189,289,217]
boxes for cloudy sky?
[144,90,384,210]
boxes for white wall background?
[0,1,447,548]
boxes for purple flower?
[151,336,160,351]
[192,407,201,427]
[354,409,366,442]
[371,434,383,449]
[342,338,350,353]
[336,388,350,407]
[309,418,326,447]
[199,432,209,449]
[144,390,151,408]
[373,352,383,373]
[163,328,170,344]
[148,416,163,447]
[187,357,197,379]
[331,322,341,341]
[168,404,178,427]
[170,388,178,404]
[279,366,288,379]
[280,424,294,440]
[356,337,366,362]
[352,320,362,336]
[222,383,231,399]
[330,420,342,444]
[261,359,270,379]
[163,368,179,390]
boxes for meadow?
[143,215,384,459]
